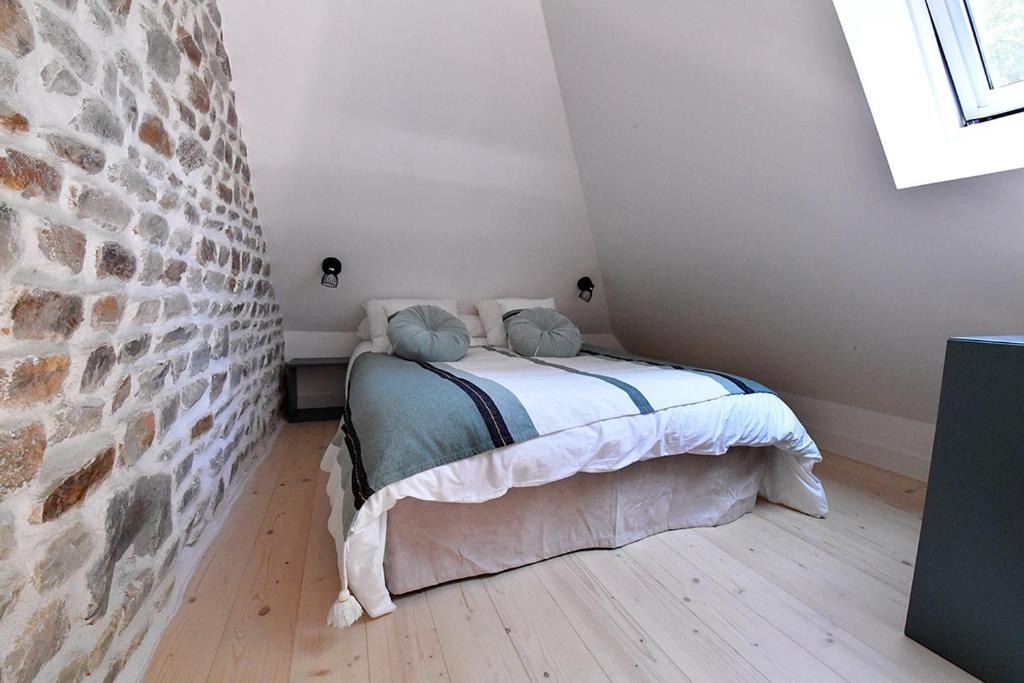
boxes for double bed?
[320,341,828,625]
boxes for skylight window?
[927,0,1024,120]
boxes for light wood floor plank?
[425,578,530,683]
[532,555,693,682]
[204,434,320,682]
[574,545,769,682]
[627,535,845,683]
[365,591,450,682]
[289,470,370,682]
[656,531,908,683]
[148,426,977,683]
[484,564,611,682]
[143,435,290,682]
[696,517,975,682]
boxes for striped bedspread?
[336,344,775,535]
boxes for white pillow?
[356,317,370,341]
[458,314,486,339]
[364,299,458,353]
[477,298,556,346]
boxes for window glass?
[966,0,1024,88]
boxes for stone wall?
[0,0,284,680]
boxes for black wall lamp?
[577,276,595,303]
[321,257,342,288]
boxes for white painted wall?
[218,0,611,358]
[540,0,1024,475]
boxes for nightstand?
[285,357,350,422]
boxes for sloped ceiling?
[541,0,1024,424]
[218,0,610,335]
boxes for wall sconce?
[577,276,595,303]
[321,257,342,288]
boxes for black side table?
[285,357,350,422]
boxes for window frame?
[833,0,1024,188]
[926,0,1024,121]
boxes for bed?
[320,341,828,626]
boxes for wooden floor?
[145,421,976,682]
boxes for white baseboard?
[781,392,934,481]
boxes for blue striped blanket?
[334,344,774,535]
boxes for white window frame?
[927,0,1024,121]
[833,0,1024,188]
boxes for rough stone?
[162,292,190,318]
[44,134,105,174]
[177,25,201,66]
[88,613,119,670]
[187,73,210,113]
[3,356,71,406]
[146,27,179,81]
[115,48,142,89]
[176,98,195,128]
[11,289,83,340]
[159,394,178,436]
[0,148,62,201]
[156,325,196,352]
[138,248,164,284]
[190,414,213,439]
[181,378,208,409]
[136,212,168,244]
[162,258,187,284]
[110,374,130,413]
[0,202,20,274]
[106,0,131,21]
[107,160,155,200]
[118,568,154,631]
[33,522,95,591]
[0,509,13,560]
[38,7,95,83]
[91,295,122,330]
[86,474,172,619]
[39,447,114,522]
[54,654,89,683]
[121,411,155,464]
[96,241,136,280]
[0,106,27,132]
[36,222,85,273]
[40,60,81,96]
[0,422,46,497]
[76,186,133,230]
[2,601,71,683]
[118,333,150,362]
[210,371,227,400]
[139,114,172,157]
[71,99,123,144]
[80,344,116,392]
[136,361,170,399]
[176,136,205,173]
[51,403,103,443]
[149,79,169,117]
[189,343,211,375]
[0,0,35,57]
[0,572,23,621]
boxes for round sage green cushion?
[387,304,470,362]
[506,307,582,358]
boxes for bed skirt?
[383,446,766,595]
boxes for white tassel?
[327,589,364,628]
